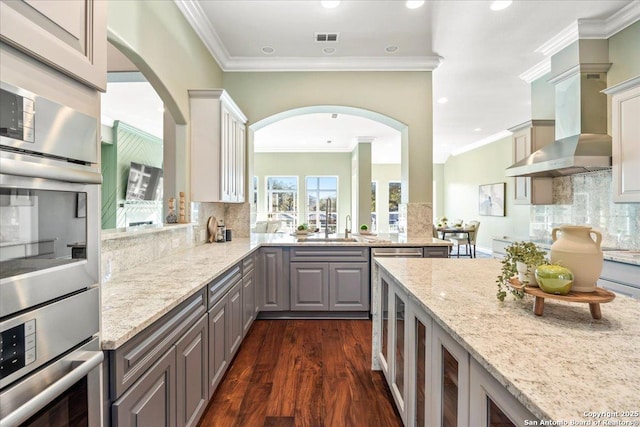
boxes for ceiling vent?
[315,32,339,43]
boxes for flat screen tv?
[125,162,163,201]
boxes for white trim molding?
[174,0,441,72]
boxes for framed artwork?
[479,183,505,216]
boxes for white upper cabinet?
[509,120,555,205]
[189,90,247,203]
[605,77,640,203]
[0,0,107,91]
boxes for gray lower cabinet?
[175,316,208,427]
[423,246,449,258]
[329,262,369,310]
[227,280,243,358]
[112,347,177,427]
[289,247,370,312]
[208,294,228,397]
[290,262,330,310]
[242,254,256,335]
[258,247,290,311]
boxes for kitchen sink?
[297,237,359,243]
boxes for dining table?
[437,226,475,258]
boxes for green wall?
[254,152,352,231]
[224,71,434,204]
[443,136,531,251]
[101,121,163,229]
[608,21,640,88]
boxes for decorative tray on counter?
[509,278,615,320]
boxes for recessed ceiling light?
[490,1,512,11]
[406,1,425,9]
[261,46,275,55]
[437,97,448,104]
[321,1,340,9]
[327,140,332,144]
[474,128,482,132]
[385,45,399,53]
[323,47,336,55]
[331,113,338,119]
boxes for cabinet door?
[290,262,329,311]
[0,0,107,90]
[513,130,531,204]
[236,123,246,202]
[220,105,232,202]
[175,316,208,427]
[431,323,470,427]
[413,311,433,427]
[242,264,256,335]
[112,347,176,427]
[469,358,536,427]
[379,275,391,378]
[258,248,289,311]
[227,280,243,358]
[329,262,369,311]
[207,297,228,397]
[391,288,408,423]
[612,85,640,203]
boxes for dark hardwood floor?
[198,319,403,427]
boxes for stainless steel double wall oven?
[0,82,103,427]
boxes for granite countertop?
[375,257,640,423]
[101,234,451,350]
[493,235,640,266]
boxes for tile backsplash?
[531,170,640,250]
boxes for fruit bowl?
[534,264,574,295]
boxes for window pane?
[319,176,337,189]
[306,177,318,191]
[268,177,297,190]
[389,182,401,212]
[371,182,377,212]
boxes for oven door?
[0,337,103,427]
[0,151,101,318]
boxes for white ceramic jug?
[550,225,603,293]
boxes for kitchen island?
[372,257,640,425]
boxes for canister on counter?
[225,229,232,241]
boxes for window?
[306,176,337,232]
[267,177,297,231]
[389,181,401,232]
[371,181,377,231]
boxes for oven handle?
[0,351,103,427]
[0,156,102,184]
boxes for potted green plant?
[496,241,548,301]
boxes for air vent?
[586,73,602,80]
[315,32,339,43]
[331,113,338,119]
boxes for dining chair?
[449,221,480,258]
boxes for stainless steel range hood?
[506,40,612,178]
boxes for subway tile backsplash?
[531,170,640,250]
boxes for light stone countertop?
[101,234,451,350]
[374,257,640,423]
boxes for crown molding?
[175,0,441,72]
[223,56,442,72]
[174,0,230,71]
[522,1,639,83]
[519,58,551,83]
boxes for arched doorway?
[250,106,407,234]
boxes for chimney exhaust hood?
[506,40,612,178]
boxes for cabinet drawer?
[423,246,449,258]
[242,254,255,274]
[290,246,369,262]
[108,289,206,400]
[208,264,242,309]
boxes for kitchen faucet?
[325,198,331,238]
[345,214,352,238]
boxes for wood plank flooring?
[198,319,403,427]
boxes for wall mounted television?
[125,162,163,201]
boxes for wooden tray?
[509,278,615,319]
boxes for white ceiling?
[104,1,638,164]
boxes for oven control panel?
[0,319,36,380]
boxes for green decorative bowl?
[534,265,574,295]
